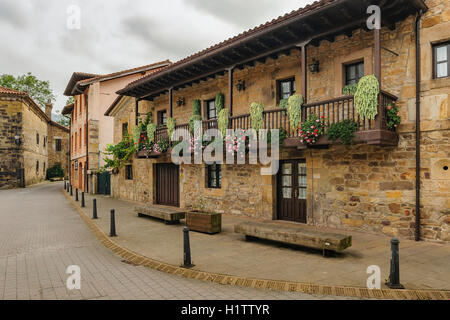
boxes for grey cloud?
[0,0,28,29]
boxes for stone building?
[0,86,69,189]
[107,0,449,243]
[62,62,171,195]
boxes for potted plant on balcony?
[186,197,222,234]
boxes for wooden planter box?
[186,211,222,234]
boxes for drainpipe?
[85,94,89,194]
[414,11,423,242]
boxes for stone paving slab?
[74,190,450,292]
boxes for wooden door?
[155,163,180,207]
[277,160,307,223]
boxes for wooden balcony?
[143,91,398,157]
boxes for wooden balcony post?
[135,98,140,126]
[169,87,173,118]
[228,67,234,117]
[374,28,382,130]
[301,44,307,104]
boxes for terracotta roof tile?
[0,86,27,95]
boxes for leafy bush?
[326,120,358,145]
[167,117,176,140]
[299,114,327,145]
[250,102,264,132]
[146,123,157,143]
[101,136,134,173]
[355,75,379,120]
[189,99,202,134]
[386,104,401,130]
[46,165,64,180]
[287,94,304,128]
[342,83,358,95]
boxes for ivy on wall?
[287,94,304,128]
[250,102,264,132]
[354,75,379,120]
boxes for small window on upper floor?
[345,61,364,85]
[122,122,129,138]
[36,133,39,145]
[434,42,450,78]
[278,77,296,101]
[56,139,62,152]
[206,99,217,120]
[157,110,167,126]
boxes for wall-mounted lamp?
[14,133,21,146]
[177,97,186,107]
[236,80,246,92]
[309,59,320,74]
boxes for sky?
[0,0,314,114]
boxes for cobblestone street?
[0,183,350,300]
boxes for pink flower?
[311,126,315,129]
[387,105,392,110]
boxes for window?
[36,133,39,145]
[434,42,450,78]
[345,61,364,85]
[157,110,167,126]
[43,136,47,148]
[206,164,222,189]
[122,123,129,138]
[206,99,217,120]
[43,162,46,174]
[36,161,39,173]
[278,78,296,101]
[56,139,62,152]
[125,165,133,180]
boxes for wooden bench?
[234,221,352,255]
[135,205,186,225]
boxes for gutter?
[415,10,423,242]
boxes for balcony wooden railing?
[153,91,398,145]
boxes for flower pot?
[186,211,222,234]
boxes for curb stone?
[62,189,450,300]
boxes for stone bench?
[234,221,352,255]
[135,205,186,225]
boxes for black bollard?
[93,199,98,219]
[109,209,117,237]
[75,189,79,202]
[386,238,404,289]
[70,185,73,196]
[64,181,66,190]
[81,192,85,208]
[181,227,194,268]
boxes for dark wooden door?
[277,160,307,223]
[155,163,180,207]
[97,172,111,195]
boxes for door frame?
[276,159,307,224]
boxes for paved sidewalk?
[1,183,351,300]
[74,190,450,291]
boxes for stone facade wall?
[0,98,23,189]
[47,123,69,178]
[108,0,449,242]
[22,100,48,186]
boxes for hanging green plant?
[132,126,141,151]
[167,117,176,140]
[342,83,358,96]
[279,98,289,109]
[385,103,402,130]
[139,111,153,131]
[146,123,157,143]
[218,108,229,138]
[193,99,201,116]
[287,94,304,128]
[354,75,380,120]
[101,136,135,173]
[215,93,225,114]
[326,120,358,145]
[250,102,265,132]
[189,99,203,134]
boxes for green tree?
[66,96,75,105]
[0,72,56,108]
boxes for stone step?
[235,221,352,252]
